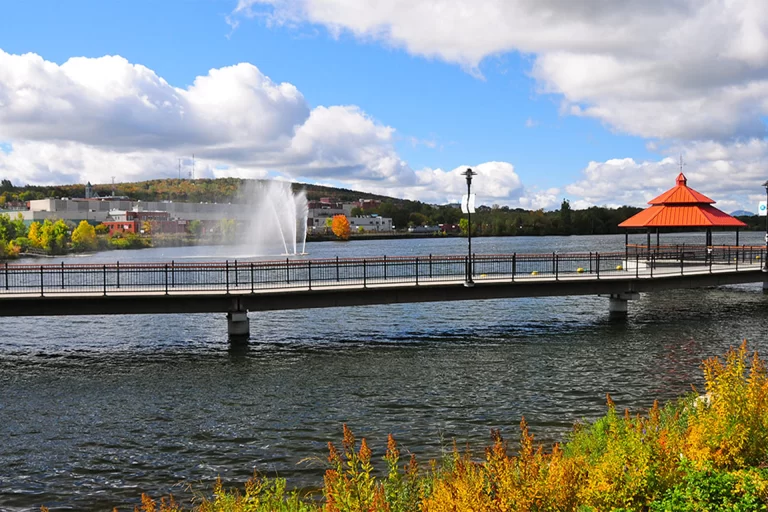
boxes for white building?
[21,198,248,223]
[349,215,393,232]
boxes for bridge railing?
[0,248,764,296]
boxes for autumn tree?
[27,221,42,246]
[331,215,351,240]
[71,220,97,252]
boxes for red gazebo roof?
[619,173,746,228]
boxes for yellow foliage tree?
[27,221,42,246]
[331,215,350,240]
[71,220,97,252]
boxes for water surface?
[2,233,766,510]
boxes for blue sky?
[1,0,766,211]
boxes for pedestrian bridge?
[1,245,766,341]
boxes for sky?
[1,0,767,212]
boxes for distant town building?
[349,215,393,232]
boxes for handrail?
[0,249,763,297]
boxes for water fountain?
[239,180,309,256]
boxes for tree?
[71,220,97,252]
[95,224,109,235]
[38,219,69,254]
[331,215,351,240]
[28,221,42,246]
[459,218,469,236]
[187,219,203,237]
[560,199,573,235]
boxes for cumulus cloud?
[564,139,768,211]
[233,0,768,141]
[0,49,538,207]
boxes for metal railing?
[0,248,764,297]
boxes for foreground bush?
[80,341,768,511]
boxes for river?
[2,232,767,510]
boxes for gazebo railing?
[626,244,764,265]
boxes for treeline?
[6,177,757,237]
[0,212,150,259]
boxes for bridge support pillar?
[227,310,250,342]
[608,292,639,319]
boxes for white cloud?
[564,139,768,211]
[233,0,768,141]
[0,49,537,207]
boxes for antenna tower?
[190,154,195,180]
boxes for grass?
[43,341,768,511]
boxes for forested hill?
[0,177,394,204]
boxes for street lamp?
[763,180,768,271]
[462,168,477,286]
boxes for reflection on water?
[2,234,767,510]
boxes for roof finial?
[677,154,687,185]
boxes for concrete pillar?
[608,292,639,319]
[227,310,250,341]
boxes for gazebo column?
[656,228,660,249]
[736,228,739,247]
[646,229,651,256]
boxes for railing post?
[415,257,419,285]
[225,260,230,293]
[336,256,340,283]
[116,261,120,289]
[680,250,684,275]
[552,252,556,276]
[709,250,713,273]
[61,261,65,289]
[383,255,387,280]
[40,265,44,297]
[596,253,600,279]
[555,254,559,280]
[589,252,592,274]
[429,254,432,279]
[286,258,290,284]
[4,261,7,291]
[736,248,739,271]
[164,263,169,295]
[171,260,175,288]
[103,264,107,296]
[650,254,654,278]
[635,251,639,278]
[234,260,238,288]
[251,262,255,293]
[512,253,516,281]
[308,260,312,290]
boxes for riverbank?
[127,342,768,511]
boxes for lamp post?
[462,168,477,286]
[763,180,768,271]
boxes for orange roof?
[648,173,715,204]
[619,173,746,228]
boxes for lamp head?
[763,180,768,190]
[462,168,477,185]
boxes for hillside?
[0,177,396,205]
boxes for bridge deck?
[0,250,764,317]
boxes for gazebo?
[618,173,747,257]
